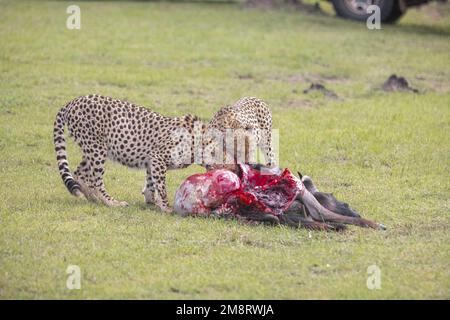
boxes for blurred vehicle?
[329,0,431,23]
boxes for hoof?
[377,223,387,230]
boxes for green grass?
[0,0,449,299]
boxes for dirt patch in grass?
[236,73,254,80]
[303,83,339,99]
[382,74,419,93]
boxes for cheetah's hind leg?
[74,158,99,202]
[85,149,128,207]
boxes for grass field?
[0,0,449,299]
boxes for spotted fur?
[204,97,275,167]
[53,94,202,211]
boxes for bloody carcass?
[174,164,386,231]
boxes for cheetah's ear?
[184,114,204,123]
[182,114,202,125]
[182,114,193,121]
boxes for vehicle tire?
[331,0,403,23]
[385,1,406,23]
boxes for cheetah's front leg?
[142,180,155,204]
[145,156,172,213]
[259,129,276,167]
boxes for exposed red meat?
[174,164,304,218]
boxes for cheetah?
[53,94,203,212]
[203,97,276,169]
[53,95,274,212]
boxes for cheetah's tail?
[53,105,82,197]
